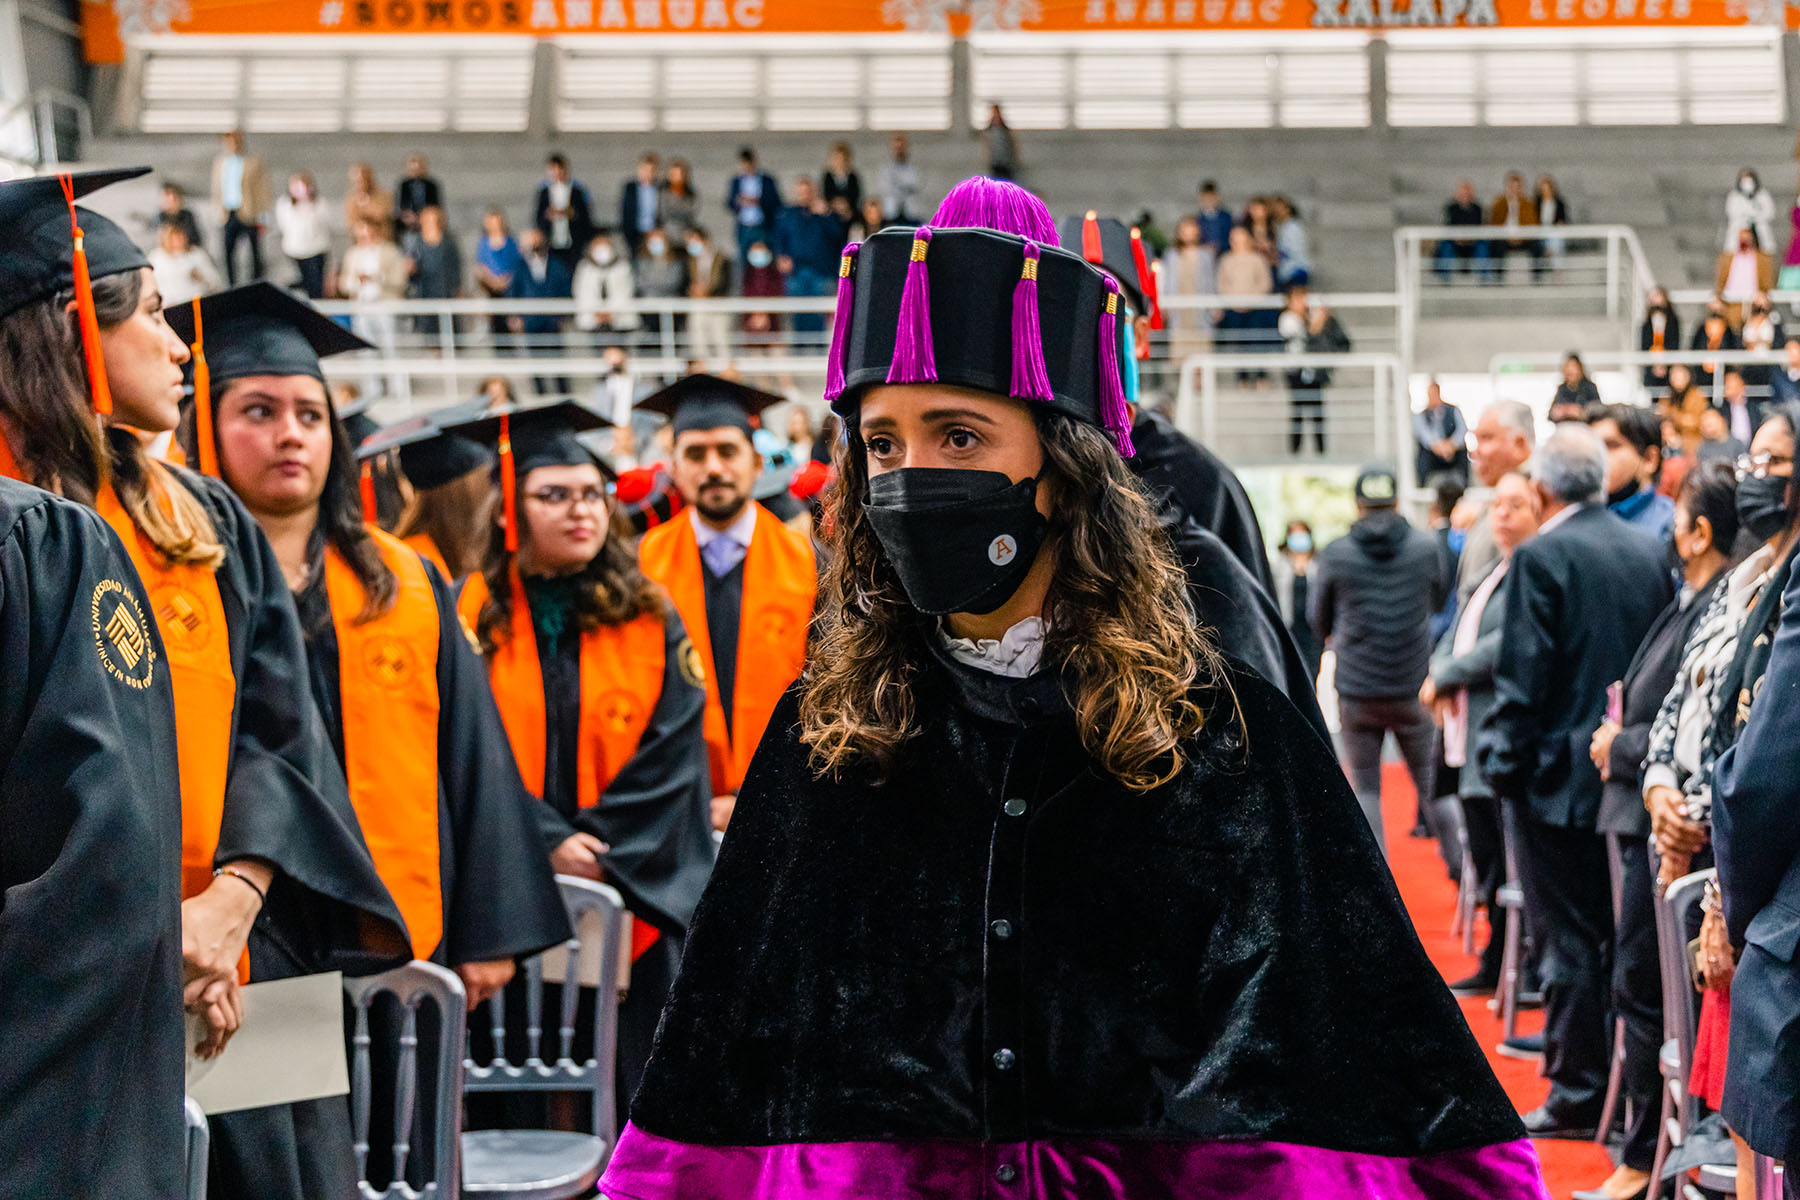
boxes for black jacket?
[1309,509,1447,700]
[1597,572,1725,837]
[1476,505,1672,829]
[1128,409,1274,596]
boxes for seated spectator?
[821,141,861,222]
[1242,197,1279,267]
[1550,352,1600,422]
[634,226,689,347]
[1488,172,1540,279]
[1436,179,1488,280]
[1195,179,1234,256]
[1161,215,1217,362]
[1770,336,1800,406]
[1663,363,1710,458]
[1272,195,1310,290]
[739,238,783,349]
[395,153,442,238]
[474,207,523,341]
[1216,224,1273,361]
[619,152,663,260]
[1534,175,1568,277]
[1659,414,1693,497]
[1587,402,1675,539]
[274,171,331,299]
[148,218,221,306]
[339,217,409,396]
[572,231,640,346]
[1696,405,1748,465]
[402,205,462,338]
[477,376,517,410]
[158,179,201,247]
[849,196,886,242]
[774,176,847,345]
[662,158,699,241]
[1641,287,1681,390]
[345,162,393,240]
[1414,379,1470,486]
[1691,298,1742,388]
[1724,167,1777,254]
[1716,226,1776,330]
[1720,368,1766,447]
[1741,292,1783,389]
[506,227,574,393]
[685,226,732,368]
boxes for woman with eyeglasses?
[449,399,716,1122]
[1640,404,1800,1200]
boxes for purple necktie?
[702,534,745,579]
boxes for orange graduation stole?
[325,528,445,959]
[403,532,452,580]
[458,569,666,959]
[639,505,815,797]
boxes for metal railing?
[1395,223,1656,320]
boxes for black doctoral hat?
[355,415,496,492]
[820,177,1137,456]
[636,373,785,440]
[441,399,613,553]
[0,166,153,414]
[164,281,374,477]
[1056,210,1161,328]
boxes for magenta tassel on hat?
[886,227,937,385]
[1009,241,1053,403]
[1097,280,1137,457]
[823,240,861,404]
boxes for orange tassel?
[59,175,112,416]
[499,412,518,554]
[1081,210,1102,265]
[0,428,22,482]
[189,298,218,476]
[359,461,378,525]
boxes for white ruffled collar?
[936,616,1047,679]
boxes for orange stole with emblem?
[457,570,666,959]
[639,505,815,796]
[325,528,444,958]
[403,532,452,580]
[96,483,237,905]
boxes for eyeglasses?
[525,486,607,509]
[1734,453,1794,480]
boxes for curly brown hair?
[800,408,1220,792]
[472,496,666,654]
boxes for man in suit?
[725,146,781,265]
[619,152,662,260]
[1720,368,1767,446]
[1457,400,1536,605]
[1770,337,1800,406]
[506,228,574,395]
[534,153,595,274]
[210,128,269,285]
[1476,424,1673,1138]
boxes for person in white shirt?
[878,132,921,224]
[1725,168,1777,254]
[274,171,332,299]
[571,233,641,344]
[337,218,409,398]
[147,220,222,307]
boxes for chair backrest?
[463,876,627,1148]
[345,959,468,1200]
[184,1096,209,1200]
[1653,861,1713,1138]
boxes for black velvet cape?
[618,644,1529,1179]
[0,480,186,1200]
[1129,408,1276,596]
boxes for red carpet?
[1380,763,1611,1200]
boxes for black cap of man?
[637,373,784,525]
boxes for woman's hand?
[189,973,243,1060]
[550,832,608,881]
[1418,677,1437,708]
[1590,721,1621,777]
[1647,785,1708,858]
[1698,906,1736,992]
[711,794,737,833]
[182,864,267,1006]
[455,959,516,1011]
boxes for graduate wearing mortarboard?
[361,413,497,581]
[169,283,572,1191]
[1057,210,1327,739]
[0,170,411,1200]
[446,399,716,1116]
[599,179,1549,1200]
[634,374,818,832]
[0,172,188,1200]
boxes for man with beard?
[638,375,817,833]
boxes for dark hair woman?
[597,177,1548,1200]
[0,175,409,1200]
[174,283,572,1190]
[379,421,501,581]
[0,169,192,1200]
[447,399,716,1119]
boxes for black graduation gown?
[468,580,716,1129]
[164,472,411,1200]
[0,480,186,1200]
[601,646,1546,1200]
[1130,407,1276,596]
[294,547,570,1191]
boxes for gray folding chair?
[1452,822,1478,955]
[1489,821,1529,1048]
[1596,831,1631,1146]
[184,1096,209,1200]
[346,959,468,1200]
[1648,866,1735,1198]
[462,876,627,1200]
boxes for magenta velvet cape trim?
[599,1120,1551,1200]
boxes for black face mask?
[1607,480,1641,508]
[1736,473,1791,544]
[864,468,1048,616]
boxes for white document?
[184,972,349,1116]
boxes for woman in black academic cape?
[171,282,572,1190]
[599,178,1550,1200]
[0,171,410,1200]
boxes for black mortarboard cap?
[0,167,151,318]
[442,398,613,553]
[637,373,784,439]
[1057,212,1146,316]
[356,415,496,491]
[165,281,372,386]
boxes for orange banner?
[1018,0,1771,27]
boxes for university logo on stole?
[92,578,156,689]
